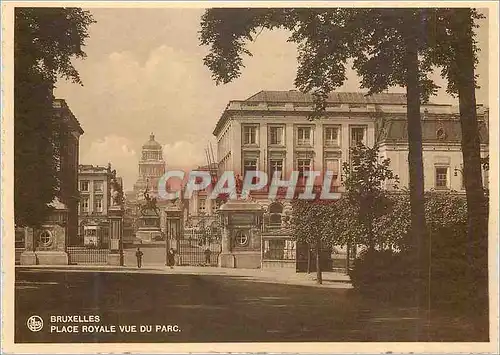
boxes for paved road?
[15,268,488,343]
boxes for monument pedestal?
[136,213,162,244]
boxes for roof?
[380,119,489,144]
[245,90,409,104]
[143,133,162,149]
[53,99,84,135]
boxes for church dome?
[142,133,162,150]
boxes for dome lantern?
[142,132,162,150]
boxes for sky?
[54,8,490,191]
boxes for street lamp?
[454,166,465,190]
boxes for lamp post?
[454,166,464,190]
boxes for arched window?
[268,202,283,228]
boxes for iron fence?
[67,246,109,264]
[178,228,221,266]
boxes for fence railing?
[67,246,109,265]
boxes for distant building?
[77,164,123,247]
[125,133,168,244]
[133,133,166,199]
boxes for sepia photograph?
[1,2,498,354]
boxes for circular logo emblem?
[26,315,43,332]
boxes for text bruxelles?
[50,315,100,323]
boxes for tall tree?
[427,8,488,288]
[200,8,437,293]
[15,8,95,227]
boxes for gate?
[67,246,109,264]
[178,228,221,266]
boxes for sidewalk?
[15,264,352,289]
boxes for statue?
[110,171,124,207]
[140,188,160,216]
[235,174,244,199]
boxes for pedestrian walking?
[167,248,176,269]
[204,247,211,266]
[135,247,144,268]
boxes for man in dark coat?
[167,248,176,269]
[135,247,144,268]
[204,247,211,265]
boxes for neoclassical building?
[212,90,490,269]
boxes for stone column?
[285,123,294,176]
[108,205,124,266]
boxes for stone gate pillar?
[20,227,36,265]
[165,206,183,265]
[218,200,264,268]
[20,198,69,265]
[108,205,124,266]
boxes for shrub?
[348,249,420,304]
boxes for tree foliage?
[15,8,95,227]
[341,143,399,250]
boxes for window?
[435,167,449,189]
[94,180,104,192]
[94,197,103,213]
[80,180,89,192]
[243,158,257,177]
[243,125,257,145]
[39,230,53,247]
[269,126,284,145]
[269,159,283,178]
[235,230,249,246]
[297,159,311,183]
[198,198,206,214]
[211,200,218,213]
[297,127,312,145]
[324,126,340,146]
[268,202,283,229]
[350,127,366,147]
[325,158,340,185]
[81,197,90,213]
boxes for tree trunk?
[404,12,429,306]
[316,239,323,284]
[307,245,311,274]
[367,214,375,251]
[452,9,488,298]
[346,239,350,274]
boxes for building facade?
[53,99,85,245]
[212,90,489,269]
[77,164,123,247]
[213,90,489,193]
[18,99,84,265]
